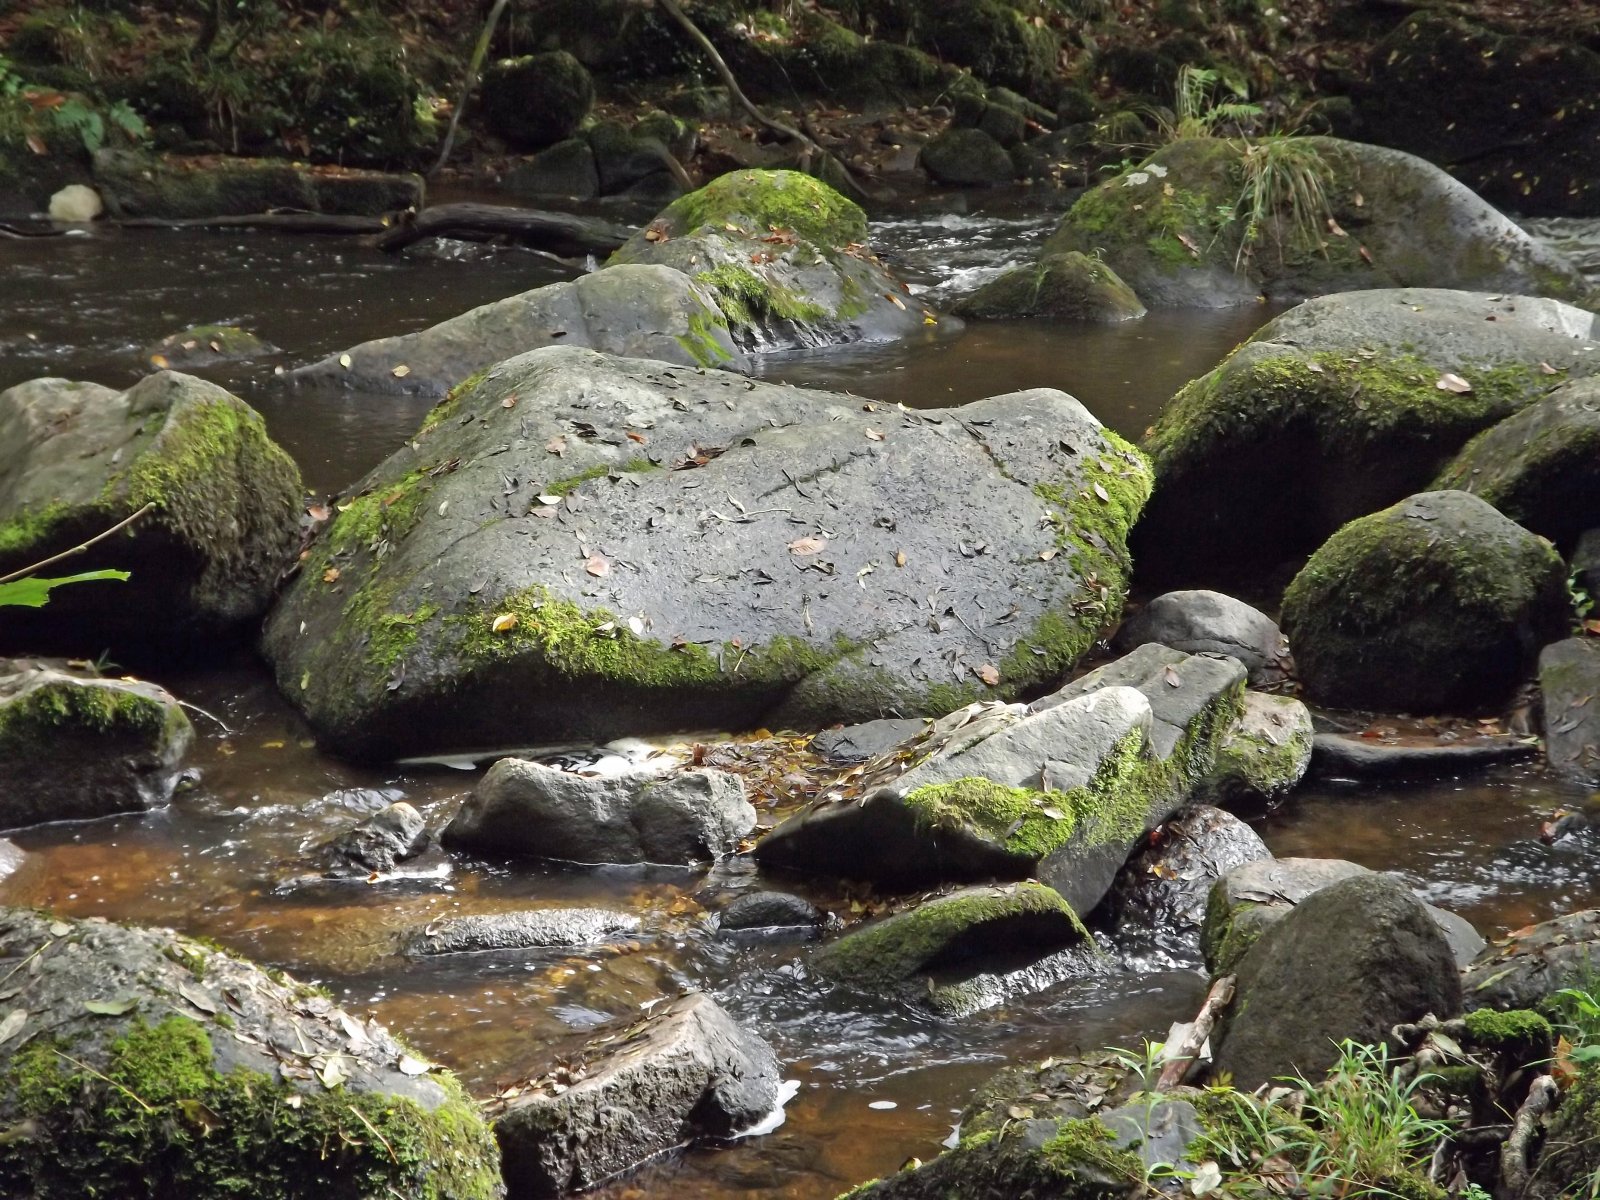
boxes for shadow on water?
[0,211,1597,1198]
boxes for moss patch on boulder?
[953,250,1146,321]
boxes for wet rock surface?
[320,800,429,874]
[1114,591,1287,686]
[951,250,1146,322]
[0,658,192,829]
[92,149,423,219]
[1540,638,1600,783]
[492,992,780,1197]
[264,347,1151,759]
[406,907,641,955]
[1195,692,1314,813]
[445,763,754,866]
[1462,909,1600,1012]
[1310,731,1537,779]
[718,891,827,932]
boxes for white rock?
[48,184,103,223]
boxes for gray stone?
[1107,805,1270,960]
[1115,591,1287,685]
[1574,528,1600,601]
[919,128,1017,185]
[406,907,640,955]
[494,993,780,1197]
[1197,692,1314,813]
[1435,376,1600,547]
[587,121,679,195]
[286,265,741,397]
[810,718,928,764]
[323,800,428,874]
[0,659,192,829]
[1133,289,1600,586]
[93,149,423,218]
[1311,732,1538,779]
[503,138,599,201]
[444,763,754,866]
[0,908,499,1195]
[1461,909,1600,1012]
[951,251,1147,322]
[263,349,1151,759]
[0,372,303,658]
[1101,1099,1205,1176]
[719,891,825,931]
[1283,491,1568,712]
[1211,873,1464,1089]
[142,324,275,369]
[1542,638,1600,783]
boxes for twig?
[0,503,155,585]
[348,1104,400,1163]
[1501,1073,1558,1195]
[1155,974,1235,1091]
[431,0,511,176]
[177,700,233,735]
[0,939,57,991]
[53,1050,154,1112]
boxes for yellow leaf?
[391,364,411,378]
[492,613,518,633]
[338,353,352,369]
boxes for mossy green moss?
[0,678,179,753]
[651,168,867,246]
[676,307,734,366]
[326,470,433,558]
[1,1015,500,1199]
[418,368,492,437]
[1462,1007,1553,1062]
[694,262,829,327]
[0,501,71,557]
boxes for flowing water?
[1,202,1598,1200]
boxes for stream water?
[2,202,1599,1200]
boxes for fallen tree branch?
[373,203,634,257]
[1156,974,1235,1091]
[0,502,155,586]
[1501,1073,1558,1195]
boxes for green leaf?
[0,570,129,609]
[83,997,138,1016]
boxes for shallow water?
[1,205,1597,1199]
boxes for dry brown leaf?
[501,395,517,409]
[865,428,885,442]
[391,364,411,378]
[322,567,340,584]
[546,436,567,455]
[788,536,827,556]
[977,664,1000,686]
[585,553,610,577]
[894,550,906,568]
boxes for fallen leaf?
[318,1053,348,1090]
[84,998,139,1016]
[1358,245,1374,265]
[546,436,567,456]
[48,922,70,938]
[391,364,411,378]
[322,567,340,584]
[1039,548,1058,561]
[178,1098,222,1135]
[0,1011,26,1044]
[977,664,1000,686]
[492,613,518,633]
[1175,231,1201,258]
[865,428,885,442]
[501,396,517,409]
[585,554,610,578]
[307,504,331,522]
[1163,665,1182,688]
[397,1054,432,1076]
[886,293,906,310]
[149,353,170,369]
[338,353,352,369]
[1326,217,1347,237]
[788,536,827,556]
[178,981,218,1015]
[1436,372,1473,394]
[894,550,906,568]
[1092,482,1110,502]
[1541,361,1560,375]
[626,430,648,444]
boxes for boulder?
[1435,375,1600,548]
[957,1051,1139,1141]
[321,800,428,875]
[444,763,753,866]
[1311,731,1538,779]
[1044,137,1590,310]
[586,121,681,198]
[1461,909,1600,1012]
[1115,592,1288,686]
[0,372,302,659]
[951,250,1147,322]
[263,347,1152,759]
[1105,805,1270,960]
[1203,857,1485,976]
[1194,692,1314,813]
[0,659,192,828]
[0,908,501,1198]
[609,169,937,350]
[919,129,1017,186]
[1210,873,1464,1089]
[406,907,640,956]
[1540,638,1600,783]
[93,149,423,218]
[758,645,1245,914]
[285,264,741,397]
[1282,491,1567,712]
[47,183,101,222]
[142,324,275,370]
[503,138,599,201]
[811,718,928,764]
[493,993,779,1196]
[719,891,826,932]
[1134,289,1600,584]
[1355,12,1600,218]
[1574,528,1600,601]
[480,52,594,150]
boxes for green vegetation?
[649,168,868,246]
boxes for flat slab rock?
[1311,731,1537,779]
[0,659,193,829]
[444,763,753,866]
[1462,909,1600,1012]
[1540,638,1600,784]
[263,346,1151,760]
[493,992,780,1196]
[407,907,640,956]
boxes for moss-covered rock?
[92,149,423,219]
[919,128,1017,186]
[1282,490,1567,712]
[1525,1062,1600,1200]
[0,908,501,1199]
[0,371,303,660]
[612,169,940,350]
[0,658,192,829]
[1045,136,1591,309]
[1133,288,1598,586]
[480,51,593,150]
[143,324,276,370]
[1434,375,1600,549]
[264,350,1142,759]
[1194,692,1313,814]
[953,250,1146,321]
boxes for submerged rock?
[951,250,1146,322]
[1282,491,1567,712]
[1435,375,1600,548]
[1461,909,1600,1012]
[1540,638,1600,783]
[444,763,754,866]
[321,800,428,874]
[406,907,639,956]
[1310,731,1537,779]
[1134,288,1599,584]
[493,993,779,1196]
[263,347,1151,759]
[811,718,928,764]
[0,908,502,1198]
[0,371,303,659]
[1194,692,1313,814]
[1045,137,1590,309]
[0,659,192,829]
[719,891,827,933]
[1114,591,1287,686]
[758,645,1245,915]
[143,324,275,369]
[1210,873,1463,1089]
